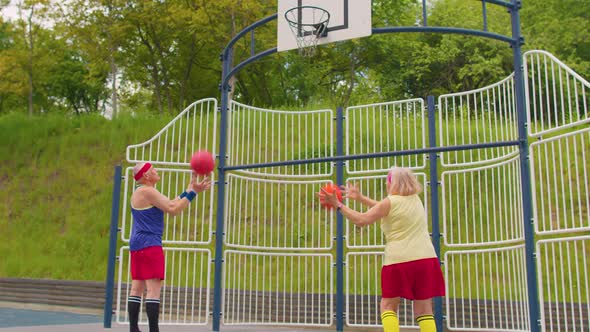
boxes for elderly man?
[127,162,211,332]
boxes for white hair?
[133,162,148,177]
[387,167,422,196]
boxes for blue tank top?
[130,205,164,251]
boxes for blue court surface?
[0,307,101,328]
[0,306,401,331]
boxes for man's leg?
[129,280,145,332]
[145,279,162,332]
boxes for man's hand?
[191,175,212,193]
[187,175,197,192]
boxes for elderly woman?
[319,167,445,332]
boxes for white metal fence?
[223,250,333,326]
[525,49,590,332]
[221,104,338,328]
[116,99,218,326]
[345,173,428,249]
[438,75,519,167]
[438,71,529,331]
[224,174,334,251]
[444,245,530,331]
[116,246,212,326]
[530,128,590,235]
[126,98,218,167]
[345,99,427,173]
[441,156,524,247]
[524,50,590,137]
[536,236,590,332]
[120,166,215,245]
[342,99,429,329]
[115,50,590,331]
[228,101,333,178]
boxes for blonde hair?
[387,167,422,196]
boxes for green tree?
[55,0,126,117]
[1,0,588,114]
[187,0,275,106]
[45,46,109,114]
[231,0,419,107]
[15,0,50,116]
[0,19,25,113]
[521,0,590,76]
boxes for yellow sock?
[381,310,399,332]
[417,314,436,332]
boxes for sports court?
[0,305,408,331]
[103,1,590,332]
[5,1,586,332]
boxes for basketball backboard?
[277,0,372,53]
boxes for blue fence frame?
[213,1,539,331]
[104,165,122,328]
[104,1,541,331]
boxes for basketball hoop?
[285,6,330,57]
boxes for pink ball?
[190,150,215,175]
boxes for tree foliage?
[0,0,587,115]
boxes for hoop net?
[285,6,330,57]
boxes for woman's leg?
[381,297,401,332]
[413,298,436,332]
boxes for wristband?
[337,202,344,210]
[179,191,188,199]
[185,191,197,202]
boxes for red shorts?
[131,246,165,280]
[381,257,445,300]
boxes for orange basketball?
[320,183,343,209]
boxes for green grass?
[0,109,587,305]
[0,112,172,280]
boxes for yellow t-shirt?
[381,194,437,266]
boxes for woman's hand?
[318,186,339,209]
[342,183,361,201]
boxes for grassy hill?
[0,112,172,280]
[1,110,587,288]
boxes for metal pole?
[335,107,345,331]
[223,140,519,172]
[421,0,428,26]
[212,47,233,332]
[509,1,541,331]
[482,1,488,31]
[104,165,122,328]
[427,96,444,331]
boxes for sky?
[1,0,18,21]
[1,0,60,28]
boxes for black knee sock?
[145,298,160,332]
[127,296,142,332]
